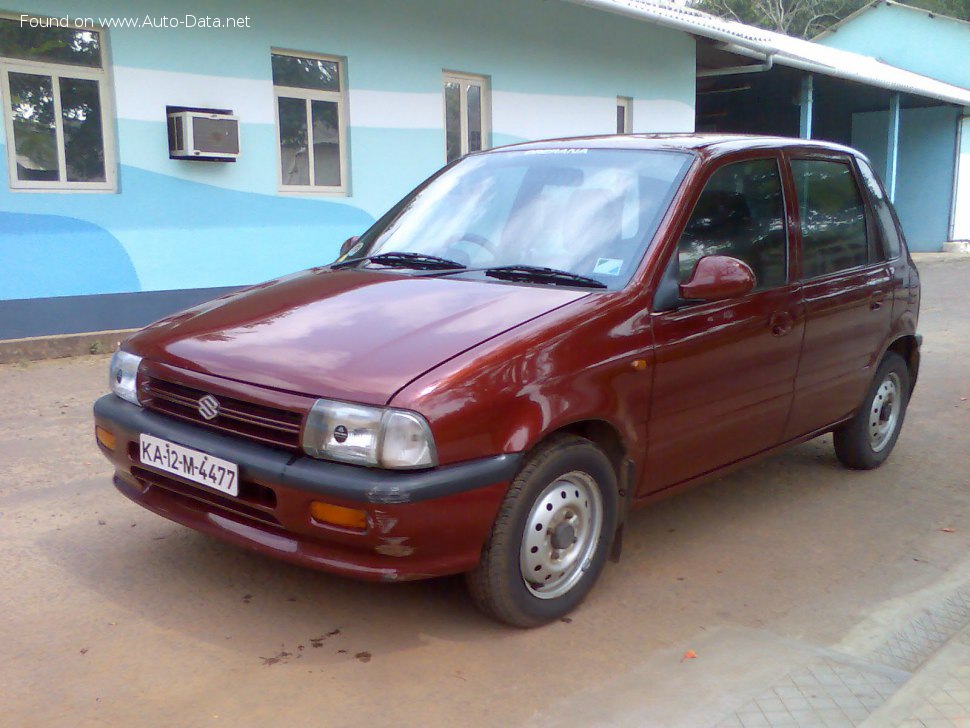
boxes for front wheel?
[465,435,618,627]
[834,352,910,470]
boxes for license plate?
[139,434,239,496]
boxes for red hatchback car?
[95,134,921,626]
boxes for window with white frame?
[272,50,348,193]
[0,15,115,191]
[616,96,632,134]
[443,71,489,164]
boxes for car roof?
[489,133,862,159]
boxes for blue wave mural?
[0,151,376,300]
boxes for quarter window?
[272,50,348,192]
[444,71,489,163]
[0,16,115,191]
[677,158,787,290]
[856,158,903,260]
[791,159,868,277]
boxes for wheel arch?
[527,419,637,541]
[884,334,920,394]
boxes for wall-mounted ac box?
[167,110,239,161]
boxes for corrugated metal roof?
[564,0,970,106]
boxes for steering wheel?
[447,232,499,256]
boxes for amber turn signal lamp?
[95,426,116,451]
[310,501,368,530]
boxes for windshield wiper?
[483,265,607,289]
[332,251,466,271]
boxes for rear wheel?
[834,352,910,470]
[465,435,618,627]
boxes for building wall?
[819,2,969,249]
[817,3,970,90]
[0,0,697,338]
[851,105,960,250]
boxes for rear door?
[782,152,893,439]
[643,153,803,493]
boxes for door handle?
[870,291,886,310]
[769,311,793,337]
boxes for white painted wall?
[952,116,970,241]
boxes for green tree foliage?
[690,0,970,38]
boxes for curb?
[0,329,135,365]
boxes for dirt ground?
[1,258,967,727]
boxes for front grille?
[131,465,281,528]
[141,376,303,451]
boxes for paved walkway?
[717,585,970,728]
[530,573,970,728]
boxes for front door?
[643,155,803,494]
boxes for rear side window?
[856,159,903,260]
[677,158,787,290]
[791,159,868,277]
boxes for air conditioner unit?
[167,111,239,160]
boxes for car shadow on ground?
[34,433,923,664]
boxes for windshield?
[348,148,693,289]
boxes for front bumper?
[94,394,520,581]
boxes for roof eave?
[562,0,970,107]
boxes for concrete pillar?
[886,93,901,202]
[799,75,814,140]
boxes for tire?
[465,435,618,628]
[834,352,910,470]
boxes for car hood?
[128,268,589,404]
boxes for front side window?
[273,50,347,192]
[0,16,114,190]
[792,158,869,277]
[444,72,489,163]
[350,148,692,290]
[677,158,787,290]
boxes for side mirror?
[679,255,755,302]
[338,235,360,258]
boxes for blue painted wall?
[817,3,970,90]
[1,0,697,336]
[817,2,968,248]
[851,106,960,249]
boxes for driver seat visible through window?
[677,158,787,290]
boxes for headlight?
[108,350,143,406]
[302,399,437,469]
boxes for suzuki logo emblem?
[198,394,220,421]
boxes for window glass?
[8,71,58,181]
[444,81,461,163]
[0,18,101,68]
[357,149,692,289]
[616,97,632,134]
[271,53,339,91]
[273,52,346,191]
[60,76,105,182]
[856,158,902,260]
[311,99,340,187]
[466,84,482,153]
[792,159,868,277]
[677,158,787,290]
[278,96,309,186]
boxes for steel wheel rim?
[520,471,603,600]
[869,372,901,452]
